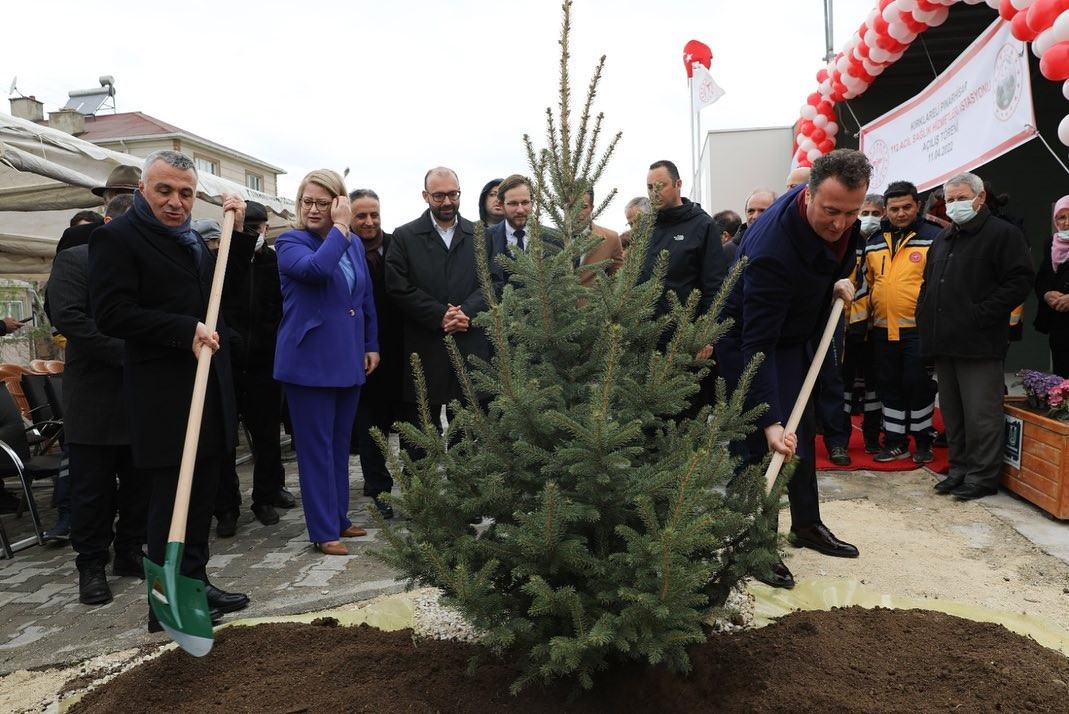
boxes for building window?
[245,173,263,191]
[194,156,218,176]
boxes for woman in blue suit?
[275,169,379,556]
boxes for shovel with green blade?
[144,209,237,656]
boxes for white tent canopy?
[0,111,293,276]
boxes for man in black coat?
[385,167,493,444]
[212,202,293,531]
[917,171,1034,501]
[349,189,403,517]
[88,150,256,629]
[49,194,147,606]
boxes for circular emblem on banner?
[867,138,890,191]
[909,251,922,263]
[993,43,1024,122]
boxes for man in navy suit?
[718,149,871,589]
[486,174,535,295]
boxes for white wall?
[697,127,795,218]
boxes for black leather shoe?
[216,510,238,538]
[251,502,280,526]
[373,496,394,519]
[933,476,962,494]
[205,584,250,613]
[790,523,860,558]
[112,549,146,578]
[756,559,795,589]
[149,606,222,633]
[78,566,113,605]
[951,483,998,501]
[43,514,72,543]
[273,488,296,509]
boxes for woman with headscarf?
[1034,195,1069,376]
[274,169,379,555]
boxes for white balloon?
[826,122,840,137]
[801,138,817,152]
[888,22,910,42]
[813,113,829,128]
[984,0,999,7]
[913,8,937,24]
[837,56,851,74]
[898,0,918,11]
[929,6,950,26]
[1053,9,1069,43]
[963,0,983,5]
[801,105,818,120]
[807,148,823,162]
[1010,0,1033,10]
[820,78,834,95]
[1034,28,1056,58]
[863,58,886,76]
[1059,114,1069,147]
[882,2,901,23]
[1063,79,1069,101]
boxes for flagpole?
[689,71,697,203]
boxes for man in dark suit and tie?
[88,150,256,630]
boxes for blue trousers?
[284,383,360,543]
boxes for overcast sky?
[6,0,876,232]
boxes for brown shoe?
[340,525,367,538]
[315,541,349,556]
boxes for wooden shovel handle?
[167,211,236,543]
[763,298,846,494]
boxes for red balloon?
[683,39,713,79]
[878,0,895,10]
[1040,41,1069,80]
[816,68,829,83]
[818,139,835,153]
[800,119,815,135]
[1012,10,1040,42]
[1028,0,1069,34]
[811,128,827,143]
[998,0,1019,21]
[917,0,939,11]
[872,13,889,36]
[807,92,822,106]
[900,11,926,34]
[817,100,835,117]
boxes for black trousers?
[815,320,851,452]
[871,328,934,449]
[354,396,393,498]
[1050,332,1069,378]
[841,331,882,438]
[69,442,149,569]
[216,366,285,514]
[734,426,821,529]
[144,453,221,584]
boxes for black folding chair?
[0,384,63,558]
[20,373,63,453]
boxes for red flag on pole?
[683,40,713,79]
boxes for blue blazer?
[274,226,379,388]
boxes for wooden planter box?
[1002,398,1069,520]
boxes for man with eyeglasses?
[619,196,650,259]
[385,167,494,448]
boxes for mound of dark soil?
[71,607,1069,713]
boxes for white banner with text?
[860,19,1035,193]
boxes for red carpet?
[815,410,949,474]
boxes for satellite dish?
[8,76,16,96]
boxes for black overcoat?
[385,211,492,405]
[88,212,255,469]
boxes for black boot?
[215,510,238,538]
[78,565,113,605]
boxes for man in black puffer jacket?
[641,159,729,324]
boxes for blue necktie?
[515,229,525,251]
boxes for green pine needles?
[372,0,786,694]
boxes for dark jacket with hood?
[916,206,1033,360]
[639,198,728,318]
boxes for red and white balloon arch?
[794,0,1069,168]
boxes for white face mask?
[945,198,978,225]
[859,216,881,236]
[255,232,266,252]
[1056,230,1069,242]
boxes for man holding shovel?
[89,150,257,633]
[718,149,871,589]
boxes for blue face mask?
[859,216,881,236]
[945,198,978,225]
[1056,230,1069,242]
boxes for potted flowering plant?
[1017,369,1065,410]
[1045,379,1069,421]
